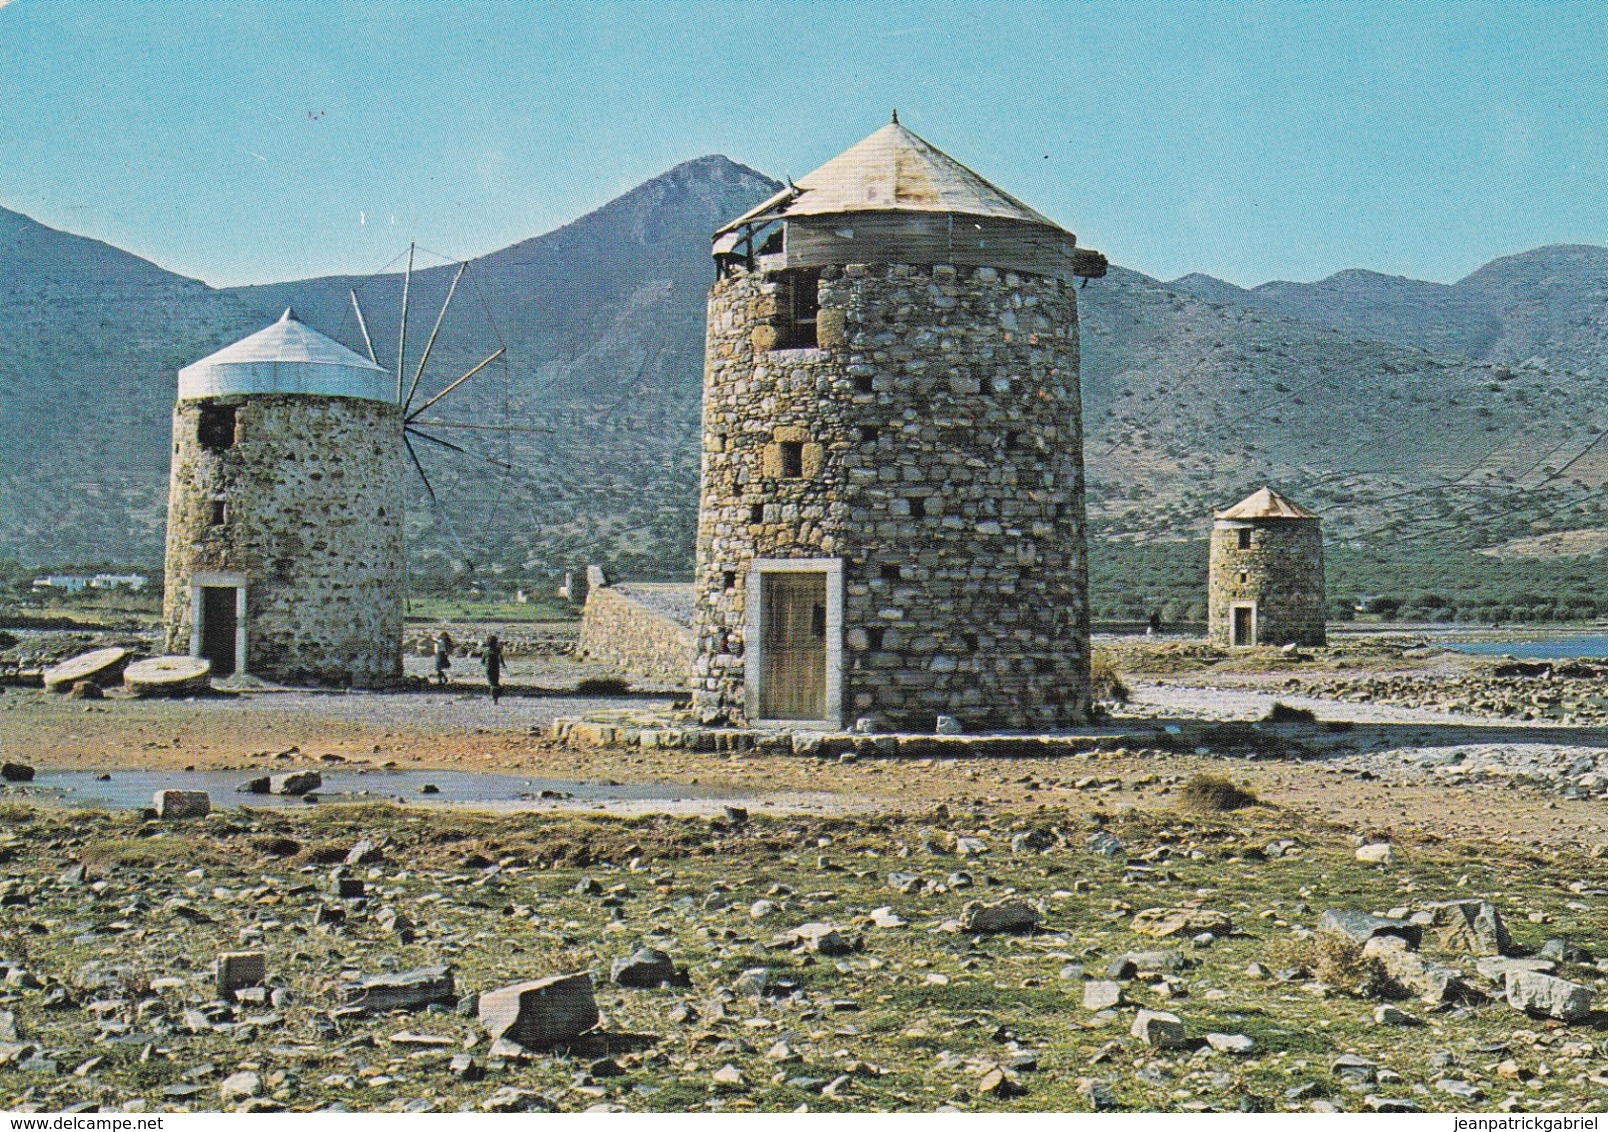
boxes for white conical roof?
[1215,487,1320,521]
[178,309,392,403]
[716,118,1066,235]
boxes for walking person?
[433,630,454,686]
[482,633,503,704]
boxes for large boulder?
[1362,936,1469,1004]
[478,973,599,1048]
[781,922,855,955]
[154,790,211,820]
[1,762,35,783]
[1419,899,1511,956]
[215,952,266,999]
[1505,970,1594,1022]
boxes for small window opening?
[1237,528,1252,551]
[854,373,875,393]
[749,503,765,525]
[860,425,880,443]
[1238,571,1249,585]
[962,632,979,652]
[867,626,886,650]
[779,441,805,478]
[879,564,901,582]
[209,500,228,527]
[775,268,821,349]
[722,570,737,592]
[198,404,236,452]
[909,497,927,519]
[1005,431,1023,451]
[1035,658,1056,675]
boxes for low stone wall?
[578,584,694,686]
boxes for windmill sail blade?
[349,289,380,367]
[402,260,467,414]
[405,347,506,422]
[395,243,414,403]
[403,432,472,562]
[408,419,554,434]
[406,425,519,472]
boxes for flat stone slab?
[154,790,211,820]
[1505,970,1594,1022]
[344,966,456,1015]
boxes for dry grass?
[1090,648,1130,703]
[1265,701,1318,723]
[1271,931,1392,999]
[1178,773,1259,813]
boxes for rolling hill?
[2,167,1604,620]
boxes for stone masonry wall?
[1207,519,1326,647]
[692,260,1092,731]
[578,584,694,687]
[162,394,405,686]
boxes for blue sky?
[0,0,1602,287]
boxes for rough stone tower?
[162,310,405,686]
[692,116,1107,731]
[1208,487,1326,648]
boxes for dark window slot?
[198,404,236,452]
[780,441,805,478]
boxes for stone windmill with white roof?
[161,254,506,687]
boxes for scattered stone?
[1083,981,1124,1010]
[1080,1079,1119,1110]
[1476,956,1554,983]
[783,922,855,955]
[1205,1032,1255,1055]
[345,966,456,1014]
[478,973,599,1047]
[959,900,1039,934]
[345,839,383,866]
[711,1063,744,1087]
[1362,936,1467,1004]
[449,1054,484,1082]
[481,1087,546,1113]
[270,771,321,796]
[215,952,266,999]
[1319,909,1421,948]
[1538,938,1593,965]
[869,906,907,929]
[1330,1054,1378,1083]
[1420,899,1511,956]
[1355,843,1394,865]
[1131,907,1232,939]
[1435,1079,1486,1101]
[1504,970,1594,1022]
[610,947,687,988]
[1373,1005,1418,1026]
[1130,1009,1187,1049]
[154,790,211,820]
[1366,1096,1422,1113]
[978,1066,1027,1098]
[219,1071,261,1103]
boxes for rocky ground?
[1,631,1606,1112]
[1,800,1606,1114]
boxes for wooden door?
[200,586,238,676]
[1232,605,1255,648]
[760,572,827,719]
